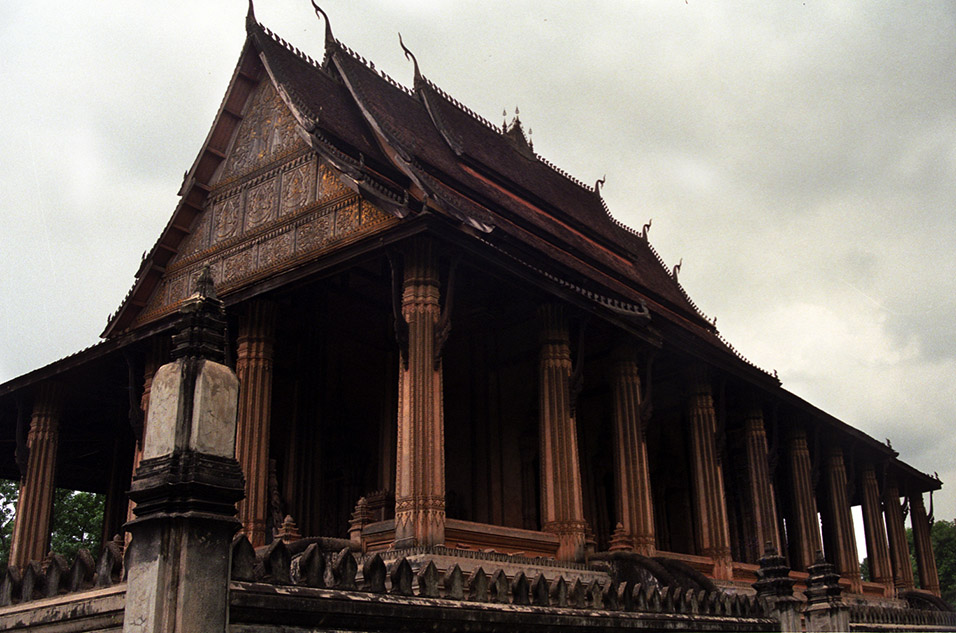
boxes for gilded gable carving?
[214,194,243,243]
[247,177,278,229]
[219,80,304,182]
[280,162,315,217]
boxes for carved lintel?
[433,255,461,369]
[387,250,410,368]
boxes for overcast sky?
[1,2,953,531]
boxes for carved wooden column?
[610,347,655,555]
[9,382,62,567]
[883,478,915,590]
[911,493,940,596]
[235,299,278,547]
[742,402,781,558]
[786,426,823,571]
[538,304,587,561]
[860,464,892,586]
[685,365,732,579]
[822,444,860,590]
[394,239,445,548]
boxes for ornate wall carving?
[137,79,392,326]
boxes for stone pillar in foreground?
[883,478,915,591]
[124,270,244,633]
[822,444,860,591]
[753,545,801,633]
[803,553,849,633]
[911,493,940,596]
[742,401,781,559]
[394,238,445,548]
[235,299,277,547]
[860,464,892,586]
[538,304,587,562]
[9,382,62,568]
[610,346,655,555]
[786,426,823,571]
[685,365,732,579]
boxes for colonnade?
[5,239,942,597]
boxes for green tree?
[907,520,956,606]
[0,479,18,565]
[0,480,104,565]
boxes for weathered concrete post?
[803,552,849,632]
[753,544,801,633]
[123,268,244,633]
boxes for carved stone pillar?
[822,445,860,590]
[911,494,940,596]
[235,299,278,547]
[883,478,915,591]
[742,402,781,559]
[127,339,168,526]
[685,365,732,579]
[610,347,655,556]
[394,239,445,548]
[860,464,892,586]
[9,382,62,567]
[538,304,587,562]
[786,426,823,572]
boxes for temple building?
[0,5,946,627]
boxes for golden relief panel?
[178,212,210,257]
[280,161,315,217]
[213,194,243,243]
[318,163,350,200]
[258,228,295,269]
[295,210,335,252]
[223,246,256,284]
[247,177,278,229]
[219,80,304,182]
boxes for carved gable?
[134,79,396,327]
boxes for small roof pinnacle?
[310,1,335,48]
[398,33,422,85]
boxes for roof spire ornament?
[672,258,682,281]
[246,0,257,28]
[595,175,606,195]
[310,1,335,48]
[398,33,422,85]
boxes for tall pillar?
[911,493,940,596]
[127,339,168,526]
[685,365,732,579]
[123,273,244,633]
[9,383,62,567]
[742,402,781,560]
[883,478,915,591]
[235,299,278,547]
[538,304,587,562]
[610,346,655,556]
[860,464,892,585]
[394,239,445,548]
[786,426,823,572]
[822,445,860,590]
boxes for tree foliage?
[0,479,104,565]
[907,520,956,606]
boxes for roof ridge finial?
[595,174,606,195]
[398,33,422,86]
[246,0,257,27]
[310,1,335,48]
